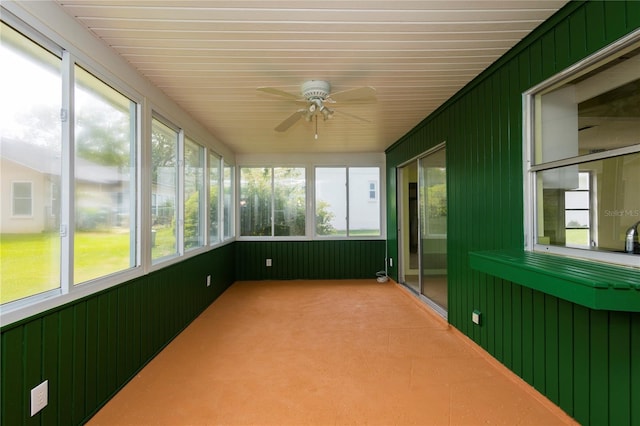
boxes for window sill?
[469,249,640,312]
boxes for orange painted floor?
[88,280,578,426]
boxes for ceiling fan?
[257,80,377,135]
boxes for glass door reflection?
[419,146,447,310]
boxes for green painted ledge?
[469,250,640,312]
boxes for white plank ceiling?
[55,0,567,154]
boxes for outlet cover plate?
[472,310,482,325]
[31,380,48,416]
[266,259,272,267]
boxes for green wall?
[1,244,235,425]
[236,240,386,280]
[386,1,640,425]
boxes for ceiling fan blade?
[333,109,371,123]
[257,87,300,101]
[328,86,377,103]
[275,110,305,132]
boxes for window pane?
[209,153,220,244]
[239,167,272,236]
[537,153,640,252]
[565,210,590,228]
[536,48,640,164]
[151,118,178,261]
[1,23,61,303]
[184,138,204,250]
[223,162,233,239]
[74,66,137,283]
[274,167,305,236]
[348,167,380,236]
[315,167,346,236]
[565,191,589,209]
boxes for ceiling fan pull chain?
[315,115,318,140]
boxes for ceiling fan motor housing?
[302,80,331,100]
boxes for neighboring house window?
[184,137,205,250]
[525,36,640,267]
[239,167,306,237]
[12,182,32,216]
[368,181,378,201]
[315,167,381,237]
[74,65,139,284]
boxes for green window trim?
[469,250,640,312]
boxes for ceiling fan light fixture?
[320,105,334,120]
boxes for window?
[368,181,377,201]
[0,17,234,320]
[239,167,305,237]
[151,117,179,262]
[184,138,205,250]
[1,21,62,304]
[564,172,591,247]
[12,182,33,216]
[526,36,640,266]
[209,152,221,244]
[74,65,138,284]
[316,167,381,237]
[223,162,234,240]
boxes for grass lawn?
[1,230,144,304]
[566,228,589,246]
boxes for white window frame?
[235,153,385,241]
[523,29,640,268]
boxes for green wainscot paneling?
[235,240,386,281]
[385,2,640,424]
[1,244,235,426]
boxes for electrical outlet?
[472,310,482,325]
[206,275,211,287]
[31,380,48,416]
[266,258,272,267]
[389,258,393,267]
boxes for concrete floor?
[88,279,577,425]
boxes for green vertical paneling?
[555,19,571,70]
[585,1,606,52]
[85,297,98,414]
[590,310,609,425]
[632,313,640,426]
[58,306,75,425]
[1,327,23,425]
[235,240,385,281]
[609,312,631,426]
[604,0,628,41]
[385,2,639,424]
[41,314,59,425]
[573,305,590,425]
[510,284,522,377]
[72,302,87,424]
[544,296,559,405]
[532,291,546,393]
[24,320,42,426]
[557,299,574,416]
[1,246,235,425]
[569,7,588,64]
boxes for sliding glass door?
[419,146,447,311]
[397,144,447,315]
